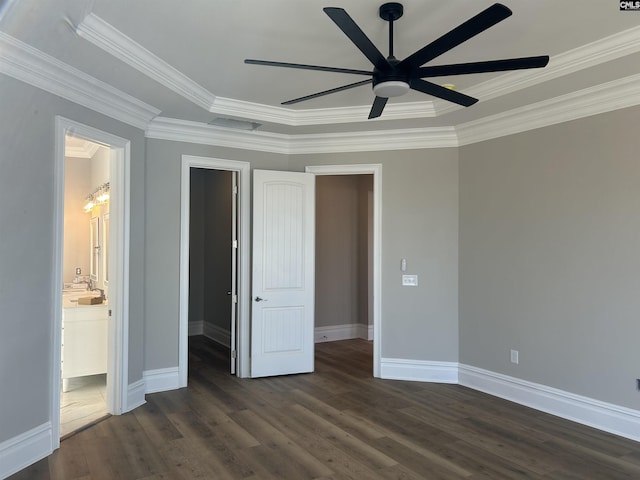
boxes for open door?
[251,170,315,377]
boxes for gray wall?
[0,76,146,443]
[293,150,460,362]
[459,106,640,409]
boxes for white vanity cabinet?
[61,304,108,390]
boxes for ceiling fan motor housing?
[372,58,411,97]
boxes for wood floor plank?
[11,336,640,480]
[257,404,389,479]
[230,409,335,478]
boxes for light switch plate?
[402,274,418,286]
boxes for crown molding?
[65,140,101,158]
[211,96,437,126]
[456,73,640,146]
[0,32,160,130]
[77,13,216,110]
[288,126,457,154]
[149,72,640,154]
[4,27,640,154]
[146,117,458,154]
[146,117,290,154]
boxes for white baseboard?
[315,323,372,343]
[143,367,181,394]
[380,358,459,383]
[459,364,640,443]
[0,422,52,479]
[127,378,146,411]
[204,323,231,348]
[188,320,204,336]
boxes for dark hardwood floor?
[12,336,640,479]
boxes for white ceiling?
[2,0,640,137]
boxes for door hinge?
[233,294,238,303]
[233,239,238,249]
[108,309,112,317]
[232,350,237,359]
[233,185,238,195]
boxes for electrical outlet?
[510,349,519,364]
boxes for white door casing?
[251,170,315,378]
[53,117,131,449]
[179,156,251,383]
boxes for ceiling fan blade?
[368,96,388,119]
[417,56,549,77]
[398,3,512,69]
[244,59,372,76]
[410,79,478,107]
[282,79,372,105]
[323,7,389,71]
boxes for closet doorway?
[178,156,251,384]
[187,167,238,373]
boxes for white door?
[251,170,315,378]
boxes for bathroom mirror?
[90,216,100,282]
[102,212,109,285]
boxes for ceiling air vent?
[208,117,262,131]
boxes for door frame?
[52,117,131,447]
[179,155,251,382]
[306,164,382,377]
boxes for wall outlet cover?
[510,349,519,364]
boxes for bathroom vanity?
[61,292,108,391]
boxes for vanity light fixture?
[83,196,96,213]
[96,182,110,204]
[83,182,110,213]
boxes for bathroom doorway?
[60,135,110,437]
[52,117,131,448]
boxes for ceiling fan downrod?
[379,2,404,59]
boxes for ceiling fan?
[245,3,549,119]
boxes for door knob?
[255,296,267,302]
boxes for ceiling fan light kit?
[373,80,410,98]
[245,3,549,119]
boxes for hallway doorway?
[306,164,382,377]
[314,174,374,372]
